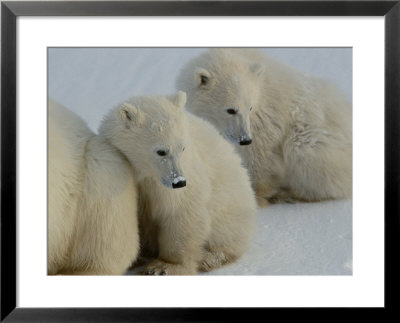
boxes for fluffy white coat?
[100,92,257,275]
[176,48,352,206]
[48,100,139,275]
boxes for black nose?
[239,139,252,145]
[172,180,186,189]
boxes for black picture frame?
[1,1,399,321]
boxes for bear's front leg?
[142,210,208,275]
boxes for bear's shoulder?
[185,111,238,158]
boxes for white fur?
[176,48,352,206]
[100,92,257,275]
[48,99,139,275]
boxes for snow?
[48,47,352,275]
[172,176,186,184]
[202,200,352,275]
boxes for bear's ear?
[118,102,142,128]
[170,91,187,109]
[250,63,264,78]
[195,67,211,88]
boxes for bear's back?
[48,100,93,273]
[49,99,93,162]
[48,99,93,198]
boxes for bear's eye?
[157,150,168,156]
[226,108,237,115]
[200,75,209,86]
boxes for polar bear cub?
[176,48,352,206]
[100,91,257,275]
[48,99,139,275]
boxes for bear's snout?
[239,138,252,145]
[172,180,186,189]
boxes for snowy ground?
[48,47,352,275]
[200,200,352,275]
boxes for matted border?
[1,1,399,321]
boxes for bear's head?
[176,49,264,146]
[100,91,189,189]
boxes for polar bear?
[176,48,352,206]
[48,99,139,275]
[99,91,257,275]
